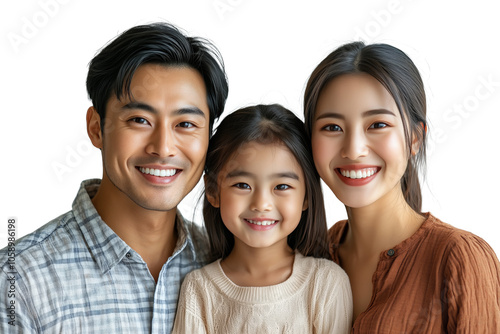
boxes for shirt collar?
[72,179,198,274]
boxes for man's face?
[91,64,210,211]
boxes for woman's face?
[311,73,411,208]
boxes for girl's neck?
[342,187,425,260]
[221,241,295,287]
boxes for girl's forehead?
[220,141,304,176]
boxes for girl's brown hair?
[304,41,427,213]
[204,104,330,262]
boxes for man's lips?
[138,167,179,177]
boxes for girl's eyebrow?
[315,108,396,121]
[226,170,300,180]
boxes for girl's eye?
[129,117,149,125]
[233,183,250,190]
[178,121,194,128]
[369,122,388,129]
[275,184,290,191]
[322,124,342,132]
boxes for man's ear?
[411,122,426,156]
[204,174,220,208]
[87,107,103,149]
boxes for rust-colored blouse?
[329,213,500,333]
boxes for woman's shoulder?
[423,214,500,271]
[425,214,495,251]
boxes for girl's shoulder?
[295,253,349,285]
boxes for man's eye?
[178,122,194,128]
[129,117,149,125]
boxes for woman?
[303,41,500,332]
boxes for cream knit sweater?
[172,252,353,333]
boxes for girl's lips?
[244,218,279,231]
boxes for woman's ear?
[411,122,426,156]
[87,107,103,149]
[204,175,220,208]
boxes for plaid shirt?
[0,179,209,333]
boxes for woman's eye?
[178,121,194,128]
[275,184,290,191]
[323,124,342,132]
[130,117,149,125]
[233,183,250,190]
[369,122,388,129]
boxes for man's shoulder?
[0,210,80,273]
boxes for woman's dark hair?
[86,22,228,135]
[304,41,427,213]
[204,104,330,262]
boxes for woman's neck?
[342,187,425,260]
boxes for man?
[0,22,228,333]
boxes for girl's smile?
[208,141,307,250]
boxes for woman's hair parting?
[203,104,330,262]
[304,41,427,213]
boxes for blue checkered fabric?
[0,179,209,333]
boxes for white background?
[1,0,499,256]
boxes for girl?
[173,104,353,333]
[304,41,500,332]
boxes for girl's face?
[311,73,411,208]
[208,141,307,251]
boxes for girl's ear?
[87,107,103,149]
[302,198,308,211]
[204,175,220,208]
[411,122,426,156]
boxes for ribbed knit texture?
[173,252,353,333]
[329,213,500,333]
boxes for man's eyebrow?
[122,101,157,113]
[315,109,396,121]
[226,170,300,181]
[175,107,206,118]
[121,103,206,118]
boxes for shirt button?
[126,252,132,258]
[387,249,395,256]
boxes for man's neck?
[91,181,178,282]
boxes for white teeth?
[246,219,277,226]
[139,167,176,177]
[340,168,378,179]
